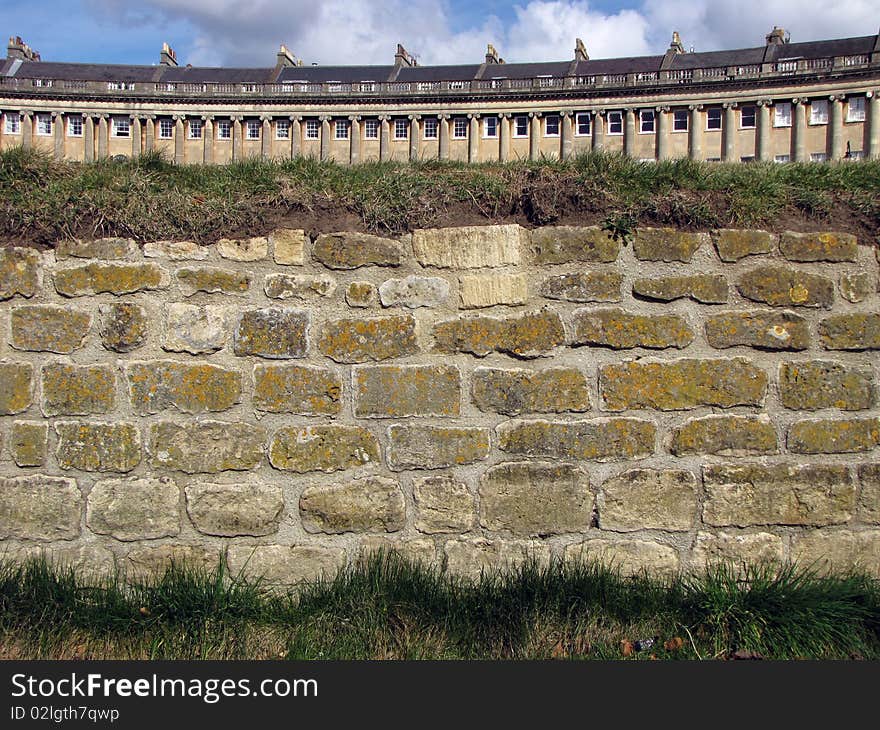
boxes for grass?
[1,146,879,243]
[0,553,877,660]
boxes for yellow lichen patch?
[127,361,241,415]
[253,364,341,415]
[54,263,169,296]
[318,315,417,363]
[42,363,115,416]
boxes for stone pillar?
[145,115,155,154]
[409,115,420,162]
[793,99,807,163]
[98,114,109,158]
[624,109,636,157]
[173,115,184,165]
[53,112,64,160]
[379,116,390,162]
[349,116,361,164]
[319,117,331,161]
[529,112,541,161]
[84,116,95,162]
[468,114,480,163]
[232,117,242,161]
[203,116,213,164]
[723,103,737,162]
[757,100,772,161]
[21,111,33,150]
[438,115,450,160]
[131,116,142,158]
[561,111,573,160]
[499,114,510,162]
[261,116,272,160]
[829,96,844,161]
[689,105,702,161]
[869,92,880,159]
[592,111,605,152]
[290,116,301,159]
[656,107,669,160]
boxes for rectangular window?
[810,152,828,162]
[159,119,174,139]
[394,119,408,140]
[35,114,52,136]
[846,96,866,122]
[607,111,623,135]
[705,157,721,163]
[483,117,498,138]
[740,106,756,129]
[639,109,655,133]
[774,102,792,127]
[453,118,468,139]
[111,117,130,138]
[576,113,591,136]
[246,120,261,140]
[672,109,688,132]
[67,116,83,137]
[305,120,320,139]
[364,119,378,139]
[513,116,528,137]
[810,99,828,125]
[544,115,560,137]
[275,120,290,139]
[335,120,349,140]
[188,119,202,139]
[5,114,21,134]
[706,108,722,131]
[423,118,438,139]
[740,155,756,162]
[217,120,231,140]
[774,154,791,163]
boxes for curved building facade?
[1,28,879,165]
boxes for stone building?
[1,28,879,165]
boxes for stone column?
[757,100,772,161]
[723,103,737,162]
[561,111,573,160]
[624,108,636,157]
[131,116,142,158]
[869,92,880,159]
[409,115,420,162]
[592,111,605,152]
[438,115,450,160]
[53,112,64,160]
[173,115,184,164]
[290,116,301,159]
[468,114,480,163]
[528,112,541,161]
[232,117,242,161]
[656,107,669,160]
[84,116,95,162]
[829,96,844,161]
[379,116,391,162]
[261,116,272,160]
[21,111,33,150]
[689,105,702,161]
[98,114,109,158]
[349,116,361,164]
[319,116,331,161]
[144,115,155,154]
[792,99,807,162]
[203,116,213,164]
[499,114,510,162]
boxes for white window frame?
[159,119,174,139]
[607,111,623,135]
[483,117,498,139]
[423,118,438,139]
[846,96,866,123]
[35,114,52,136]
[67,116,83,137]
[335,120,350,140]
[188,119,203,140]
[4,113,21,134]
[452,118,468,139]
[217,120,231,140]
[111,117,130,138]
[706,108,722,131]
[363,119,379,139]
[394,119,408,140]
[810,152,828,162]
[305,120,320,140]
[774,102,792,128]
[275,120,290,140]
[672,110,688,132]
[774,154,791,163]
[513,116,528,138]
[639,109,655,134]
[246,120,261,140]
[809,99,828,125]
[544,115,560,137]
[740,106,756,129]
[575,113,591,136]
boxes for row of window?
[3,98,869,139]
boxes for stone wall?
[0,225,878,584]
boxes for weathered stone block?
[414,475,476,534]
[185,483,283,537]
[125,544,220,578]
[387,425,490,470]
[355,364,460,418]
[737,266,834,308]
[599,469,697,532]
[54,262,170,296]
[839,272,874,303]
[216,236,268,261]
[858,464,880,524]
[253,363,341,415]
[0,361,33,415]
[670,415,777,456]
[86,476,180,541]
[779,231,857,262]
[147,421,266,473]
[0,247,40,299]
[818,314,880,350]
[42,363,115,416]
[127,361,241,415]
[497,418,655,461]
[234,308,308,359]
[99,302,147,352]
[264,274,336,300]
[0,474,81,541]
[779,361,874,410]
[11,305,90,353]
[270,228,306,265]
[600,358,767,411]
[633,228,706,262]
[177,266,250,296]
[564,539,679,576]
[444,537,551,577]
[318,314,418,363]
[269,425,379,473]
[143,240,206,260]
[471,367,590,416]
[227,545,347,584]
[359,537,437,566]
[433,309,565,358]
[572,308,694,349]
[12,543,115,576]
[458,273,527,308]
[379,276,450,308]
[346,281,377,307]
[164,303,229,354]
[788,417,880,454]
[56,237,137,260]
[705,310,810,350]
[791,530,880,576]
[10,421,47,466]
[540,271,622,302]
[712,229,775,262]
[479,461,591,536]
[56,422,141,473]
[632,274,728,304]
[300,476,405,533]
[703,463,855,526]
[691,531,785,569]
[313,232,402,269]
[528,226,618,264]
[413,224,522,268]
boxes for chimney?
[485,43,504,64]
[765,26,789,45]
[7,36,39,61]
[394,43,417,67]
[574,38,589,62]
[660,31,685,70]
[160,42,178,66]
[276,44,298,67]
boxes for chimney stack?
[394,43,417,67]
[668,31,685,54]
[485,43,504,64]
[7,36,39,61]
[765,26,789,45]
[160,42,178,66]
[574,38,589,61]
[276,44,299,67]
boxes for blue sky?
[4,0,878,67]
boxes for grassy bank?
[0,554,877,660]
[1,147,879,244]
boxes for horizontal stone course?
[313,232,402,269]
[127,361,241,415]
[496,418,655,461]
[11,305,91,353]
[433,309,565,358]
[471,367,590,416]
[598,468,697,532]
[529,226,619,265]
[632,274,727,304]
[387,425,490,471]
[670,415,777,456]
[711,229,775,262]
[54,262,170,296]
[185,483,283,537]
[147,421,265,473]
[252,363,341,414]
[572,308,694,350]
[632,228,706,262]
[269,425,379,473]
[778,361,874,410]
[56,238,138,260]
[779,231,858,262]
[56,422,141,473]
[299,476,405,534]
[354,364,460,418]
[818,314,880,350]
[705,310,810,350]
[540,271,621,302]
[737,266,834,308]
[414,224,522,268]
[319,314,418,363]
[177,266,250,296]
[787,417,880,454]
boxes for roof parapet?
[160,42,178,67]
[766,26,789,45]
[574,38,589,62]
[276,44,301,67]
[7,36,39,61]
[485,44,505,64]
[394,43,418,67]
